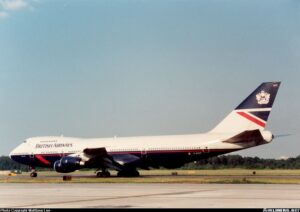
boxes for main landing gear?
[29,167,37,178]
[96,169,111,178]
[95,168,140,177]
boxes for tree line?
[1,155,300,171]
[0,156,29,171]
[182,155,300,169]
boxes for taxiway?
[0,183,299,208]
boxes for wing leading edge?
[82,147,144,171]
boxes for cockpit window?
[23,140,27,143]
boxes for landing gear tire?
[29,166,37,178]
[117,170,140,177]
[96,171,111,178]
[30,172,37,178]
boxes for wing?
[81,147,144,171]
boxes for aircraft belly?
[139,149,237,169]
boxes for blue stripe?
[249,111,270,122]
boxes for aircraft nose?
[9,149,15,159]
[9,144,20,160]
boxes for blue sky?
[0,0,299,158]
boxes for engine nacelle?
[53,156,82,173]
[261,130,274,143]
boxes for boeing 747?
[10,82,281,177]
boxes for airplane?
[9,82,281,177]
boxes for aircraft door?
[27,141,35,163]
[141,149,147,159]
[29,153,35,162]
[203,147,210,154]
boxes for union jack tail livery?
[210,82,281,133]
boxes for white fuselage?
[10,132,259,157]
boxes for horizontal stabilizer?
[223,129,264,144]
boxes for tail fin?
[210,82,281,133]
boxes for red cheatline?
[237,111,266,127]
[35,155,51,165]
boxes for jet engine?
[53,156,83,173]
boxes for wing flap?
[111,154,141,166]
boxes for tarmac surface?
[0,183,300,208]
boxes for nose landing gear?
[30,172,37,177]
[29,167,37,177]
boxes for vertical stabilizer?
[210,82,281,133]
